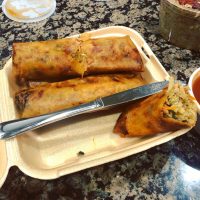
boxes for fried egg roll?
[15,74,145,118]
[12,36,144,85]
[114,81,197,137]
[13,38,80,85]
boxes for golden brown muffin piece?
[114,81,197,137]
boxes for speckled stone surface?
[1,0,200,199]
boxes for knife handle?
[0,99,104,139]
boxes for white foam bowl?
[188,67,200,114]
[189,68,200,134]
[2,0,56,23]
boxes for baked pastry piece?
[114,80,197,136]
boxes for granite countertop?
[1,0,200,199]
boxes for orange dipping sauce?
[192,75,200,105]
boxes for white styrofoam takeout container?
[0,26,192,187]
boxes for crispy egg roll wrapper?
[12,36,144,85]
[13,38,79,85]
[15,74,145,118]
[114,84,197,137]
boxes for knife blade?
[0,80,168,139]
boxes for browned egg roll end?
[114,80,197,137]
[12,38,81,85]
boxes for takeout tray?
[0,26,191,187]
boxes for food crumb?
[77,151,85,156]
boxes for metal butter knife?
[0,80,168,139]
